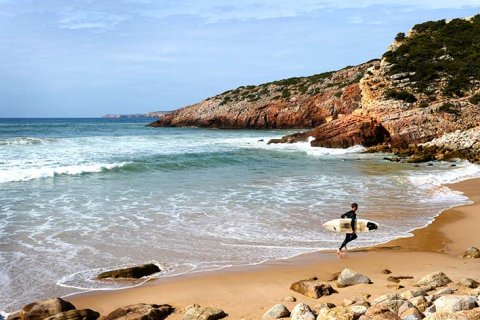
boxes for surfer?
[337,202,358,254]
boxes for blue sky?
[1,1,479,117]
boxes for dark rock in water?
[20,298,76,320]
[381,269,392,274]
[97,263,160,279]
[45,309,99,320]
[103,303,173,320]
[182,305,227,320]
[290,278,337,299]
[275,115,390,148]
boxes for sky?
[0,1,480,117]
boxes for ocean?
[1,118,479,312]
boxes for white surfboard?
[322,218,379,233]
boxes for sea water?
[1,118,479,312]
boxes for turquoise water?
[1,118,479,312]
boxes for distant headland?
[102,111,172,119]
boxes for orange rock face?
[148,62,375,129]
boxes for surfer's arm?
[351,215,357,233]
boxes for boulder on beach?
[262,304,290,320]
[97,263,161,279]
[387,276,414,283]
[290,278,337,298]
[103,303,173,320]
[182,305,227,320]
[373,293,401,305]
[44,309,100,320]
[281,296,296,302]
[349,305,368,319]
[456,308,480,319]
[375,299,409,314]
[400,288,428,300]
[458,278,479,289]
[398,306,424,320]
[290,303,316,320]
[317,306,354,320]
[416,272,452,289]
[337,269,372,288]
[409,295,431,313]
[20,298,76,320]
[433,295,478,313]
[423,312,469,320]
[462,247,480,259]
[359,305,401,320]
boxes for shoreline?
[64,177,480,319]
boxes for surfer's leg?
[344,233,358,251]
[339,234,351,252]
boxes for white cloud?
[58,9,129,30]
[112,53,171,63]
[134,0,480,23]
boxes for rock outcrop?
[148,62,375,129]
[19,298,76,320]
[44,309,99,320]
[148,15,480,162]
[97,263,160,279]
[102,303,173,320]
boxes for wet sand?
[67,178,480,319]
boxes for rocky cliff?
[271,15,480,160]
[148,61,377,129]
[149,15,480,161]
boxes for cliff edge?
[148,15,480,162]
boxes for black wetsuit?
[339,210,357,251]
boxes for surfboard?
[322,218,379,233]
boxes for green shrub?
[384,15,480,97]
[385,89,417,103]
[418,101,429,108]
[395,32,406,42]
[468,93,480,104]
[281,89,291,98]
[439,102,460,115]
[334,91,342,98]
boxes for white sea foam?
[0,137,57,146]
[408,161,480,188]
[0,162,128,183]
[2,124,480,312]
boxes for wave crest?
[0,137,57,146]
[0,162,128,184]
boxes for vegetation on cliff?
[149,61,376,129]
[213,62,374,106]
[383,15,480,98]
[150,15,480,162]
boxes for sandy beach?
[64,178,480,319]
